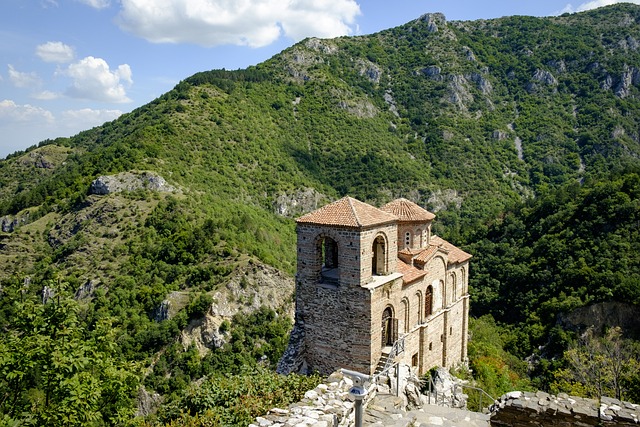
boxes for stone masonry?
[277,196,472,377]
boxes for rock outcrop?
[90,171,176,195]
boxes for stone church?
[278,196,471,377]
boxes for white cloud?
[8,65,42,89]
[116,0,360,48]
[75,0,111,9]
[64,56,133,103]
[0,100,54,124]
[559,0,640,13]
[36,41,75,63]
[60,108,122,129]
[33,90,61,100]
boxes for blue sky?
[0,0,636,159]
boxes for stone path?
[365,394,490,427]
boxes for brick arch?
[425,285,433,318]
[312,231,342,285]
[372,232,390,275]
[415,290,423,325]
[449,271,457,303]
[401,297,410,333]
[381,304,397,347]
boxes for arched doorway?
[372,235,386,275]
[381,306,397,348]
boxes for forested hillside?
[1,4,640,425]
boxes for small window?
[450,326,453,335]
[429,342,433,351]
[405,231,411,248]
[412,353,418,367]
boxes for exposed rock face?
[274,187,328,218]
[417,13,446,33]
[75,279,99,300]
[615,65,640,98]
[180,313,228,356]
[136,386,162,417]
[427,189,463,212]
[1,214,29,233]
[418,66,443,81]
[90,171,176,195]
[557,301,640,340]
[527,69,558,93]
[180,261,295,355]
[357,59,381,84]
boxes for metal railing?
[373,336,405,381]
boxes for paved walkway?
[365,394,491,427]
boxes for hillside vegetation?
[1,4,640,424]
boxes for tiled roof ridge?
[380,198,436,222]
[296,196,398,227]
[347,196,362,227]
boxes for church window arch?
[450,272,457,301]
[425,286,433,318]
[401,298,410,333]
[415,291,423,325]
[372,233,389,275]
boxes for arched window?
[425,286,433,317]
[415,291,422,325]
[450,272,457,301]
[402,298,410,333]
[372,235,387,275]
[319,236,339,285]
[405,231,411,248]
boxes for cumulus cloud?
[36,41,75,63]
[60,108,122,129]
[8,65,42,89]
[75,0,111,9]
[0,100,54,124]
[33,90,61,100]
[64,56,133,103]
[116,0,360,48]
[559,0,640,14]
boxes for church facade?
[279,196,471,376]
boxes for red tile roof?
[397,259,427,284]
[430,236,472,264]
[411,236,472,265]
[296,196,398,228]
[380,198,435,222]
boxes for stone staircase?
[374,348,392,376]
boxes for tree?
[553,327,640,401]
[0,289,141,426]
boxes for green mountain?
[1,4,640,424]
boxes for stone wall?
[250,370,374,427]
[490,391,640,426]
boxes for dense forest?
[1,4,640,425]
